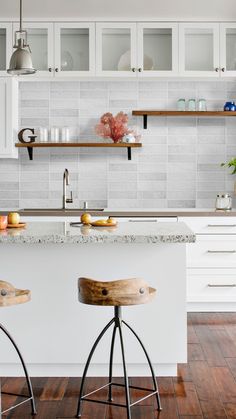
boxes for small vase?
[234,180,236,196]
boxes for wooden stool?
[76,277,162,419]
[0,281,37,416]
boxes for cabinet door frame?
[0,22,13,76]
[137,22,179,77]
[179,22,220,77]
[96,22,137,77]
[54,22,95,77]
[13,22,54,77]
[0,78,18,158]
[220,23,236,78]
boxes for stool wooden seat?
[76,277,161,419]
[79,277,156,306]
[0,281,31,307]
[0,280,36,416]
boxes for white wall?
[1,0,236,20]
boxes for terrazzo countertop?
[0,208,235,217]
[0,221,195,244]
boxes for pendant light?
[7,0,36,75]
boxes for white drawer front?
[187,236,236,268]
[187,269,236,302]
[179,217,236,235]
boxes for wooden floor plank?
[177,364,193,382]
[40,377,69,401]
[173,380,202,416]
[211,366,236,403]
[188,343,205,361]
[194,325,226,367]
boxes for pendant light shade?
[7,0,36,75]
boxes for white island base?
[0,243,185,377]
[0,222,194,377]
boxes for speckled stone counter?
[0,221,195,244]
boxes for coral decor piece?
[95,112,140,143]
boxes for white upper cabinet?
[54,23,95,76]
[137,23,178,76]
[0,78,18,158]
[96,23,137,77]
[179,23,220,77]
[0,23,12,75]
[13,22,54,77]
[220,23,236,77]
[4,20,236,79]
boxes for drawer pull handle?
[207,224,236,227]
[128,219,157,222]
[208,284,236,288]
[207,250,236,254]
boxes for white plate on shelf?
[117,50,154,71]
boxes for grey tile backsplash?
[1,79,236,210]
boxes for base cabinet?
[0,78,18,158]
[180,216,236,311]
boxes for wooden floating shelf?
[132,110,236,129]
[15,142,142,161]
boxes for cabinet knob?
[221,67,226,72]
[215,67,219,72]
[131,68,136,72]
[48,67,52,72]
[138,68,142,72]
[55,67,59,72]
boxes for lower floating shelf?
[15,142,142,161]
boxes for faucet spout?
[63,168,73,209]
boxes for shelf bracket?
[143,114,147,129]
[27,147,33,161]
[127,147,131,160]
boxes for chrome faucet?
[63,169,73,209]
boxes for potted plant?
[221,158,236,194]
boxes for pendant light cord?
[20,0,22,32]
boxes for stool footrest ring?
[81,382,160,409]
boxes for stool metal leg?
[108,324,117,402]
[76,318,115,418]
[122,320,162,411]
[0,323,37,415]
[117,321,131,419]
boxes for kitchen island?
[0,221,195,377]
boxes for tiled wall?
[1,79,236,210]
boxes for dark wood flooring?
[3,313,236,418]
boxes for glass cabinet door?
[96,23,136,76]
[137,23,178,76]
[179,23,220,76]
[0,23,12,74]
[54,23,95,76]
[13,22,54,76]
[220,24,236,77]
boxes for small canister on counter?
[177,99,186,111]
[61,127,70,142]
[188,99,196,111]
[198,99,207,111]
[215,193,232,211]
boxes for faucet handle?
[66,191,73,204]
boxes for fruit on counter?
[107,217,117,225]
[92,218,117,226]
[80,213,92,225]
[92,219,108,226]
[8,212,20,225]
[0,216,8,230]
